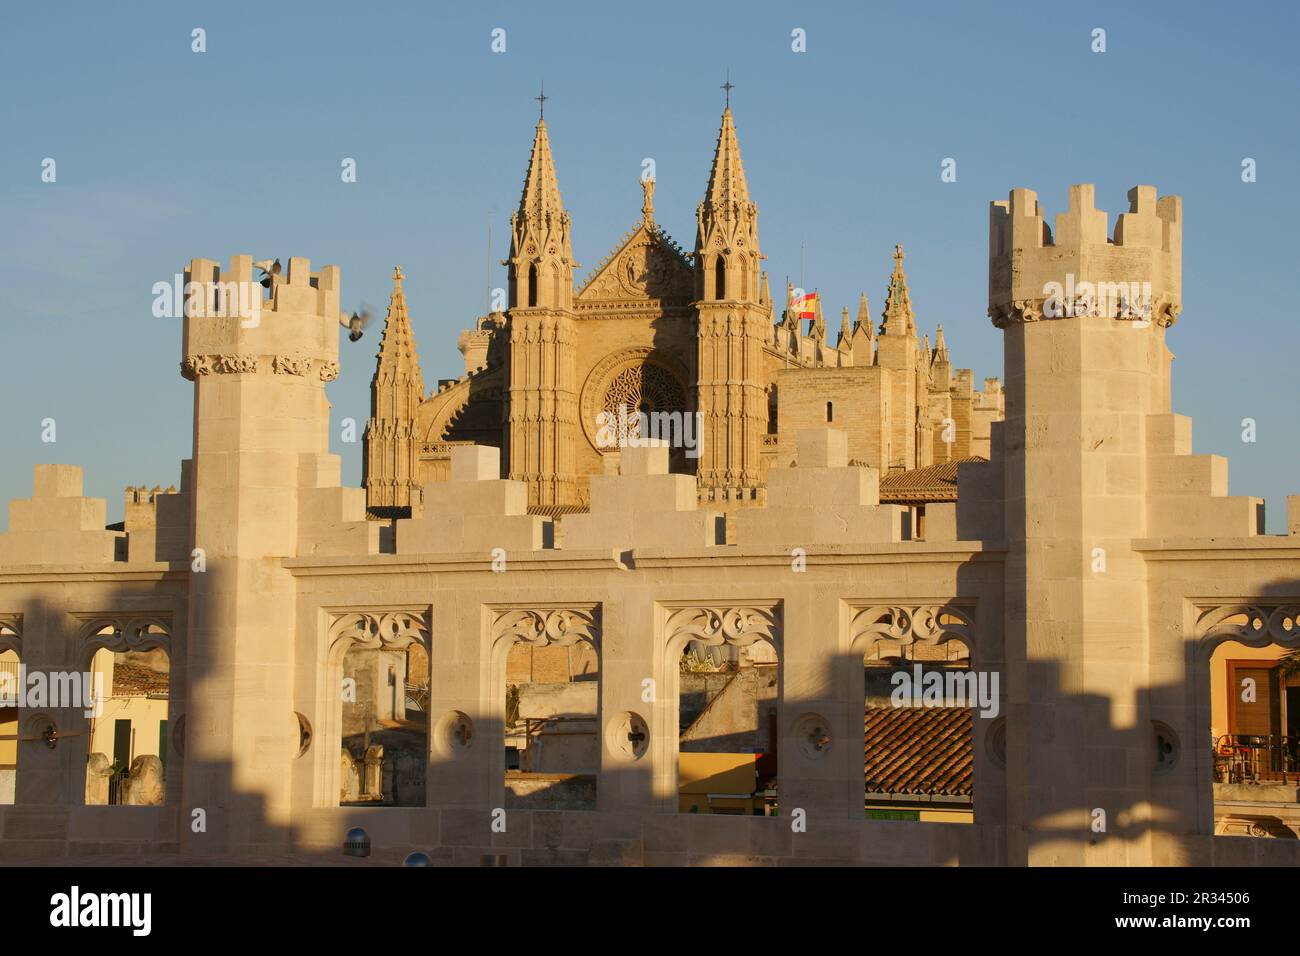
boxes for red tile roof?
[111,663,169,697]
[863,705,972,796]
[877,457,986,504]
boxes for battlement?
[181,255,343,378]
[989,185,1182,328]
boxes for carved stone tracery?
[663,604,780,652]
[1195,603,1300,649]
[491,606,600,649]
[848,604,974,659]
[328,609,432,653]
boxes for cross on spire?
[536,82,548,119]
[721,71,735,109]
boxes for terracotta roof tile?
[111,663,169,697]
[863,705,972,796]
[877,457,986,504]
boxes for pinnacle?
[375,265,424,391]
[518,118,565,224]
[703,107,752,211]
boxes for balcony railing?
[1213,735,1300,784]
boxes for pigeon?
[254,258,282,288]
[339,306,373,342]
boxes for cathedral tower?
[693,102,768,503]
[363,266,425,516]
[504,114,580,508]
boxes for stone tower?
[693,106,768,503]
[990,184,1182,865]
[504,117,580,508]
[876,245,920,470]
[179,255,344,853]
[363,266,425,516]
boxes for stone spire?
[881,244,915,336]
[851,291,875,365]
[855,291,872,333]
[702,108,752,214]
[364,266,425,515]
[695,105,761,303]
[517,119,564,227]
[837,306,852,349]
[373,266,423,390]
[934,323,949,361]
[509,117,574,310]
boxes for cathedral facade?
[363,107,1004,517]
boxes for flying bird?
[254,258,282,288]
[340,306,373,342]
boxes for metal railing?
[1213,735,1300,784]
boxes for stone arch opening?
[665,604,781,816]
[0,618,19,804]
[1198,605,1300,839]
[81,619,171,807]
[494,606,600,812]
[329,610,431,808]
[850,604,976,824]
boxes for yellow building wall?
[1209,640,1288,741]
[87,649,168,764]
[677,752,760,813]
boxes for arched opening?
[714,257,726,300]
[677,637,779,816]
[503,635,599,812]
[338,639,429,807]
[858,609,975,824]
[0,648,17,804]
[527,264,538,308]
[86,642,170,806]
[826,401,834,423]
[1207,620,1300,838]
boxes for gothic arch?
[847,603,976,665]
[0,614,21,657]
[578,347,692,454]
[74,613,172,666]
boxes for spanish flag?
[792,291,818,320]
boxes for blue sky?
[1,0,1297,530]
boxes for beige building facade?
[0,108,1298,866]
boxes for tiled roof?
[877,457,986,504]
[111,663,169,697]
[863,705,972,796]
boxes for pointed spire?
[517,118,565,225]
[760,271,771,308]
[837,306,852,349]
[855,292,873,335]
[934,323,949,359]
[703,107,752,211]
[881,243,915,336]
[375,265,423,391]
